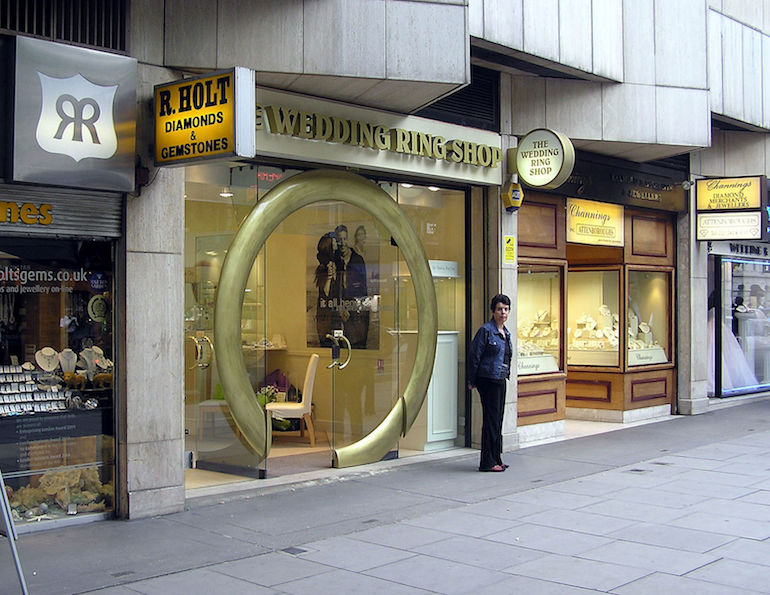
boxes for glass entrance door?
[263,202,402,467]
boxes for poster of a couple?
[307,223,378,350]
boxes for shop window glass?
[567,269,620,366]
[626,269,672,367]
[717,258,770,393]
[517,264,563,375]
[0,238,114,524]
[390,182,466,453]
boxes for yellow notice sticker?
[503,235,516,264]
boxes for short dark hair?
[490,293,510,311]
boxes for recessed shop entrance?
[184,165,468,487]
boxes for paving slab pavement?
[2,398,770,594]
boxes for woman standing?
[467,294,512,472]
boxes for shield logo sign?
[14,36,136,191]
[36,73,118,162]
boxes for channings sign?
[695,176,768,241]
[566,197,624,247]
[154,68,255,166]
[13,37,137,192]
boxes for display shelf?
[0,366,77,417]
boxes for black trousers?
[477,377,505,470]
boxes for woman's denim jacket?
[467,319,512,385]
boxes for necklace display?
[35,347,60,372]
[79,348,98,380]
[58,349,77,374]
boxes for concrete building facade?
[2,0,769,524]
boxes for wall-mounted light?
[220,186,233,198]
[681,180,693,190]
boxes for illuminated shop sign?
[695,176,768,241]
[255,88,503,186]
[696,176,763,211]
[567,197,624,247]
[256,105,502,168]
[697,212,763,240]
[516,128,575,189]
[154,68,255,165]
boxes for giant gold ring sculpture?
[214,169,438,467]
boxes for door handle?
[187,335,213,369]
[325,334,339,369]
[325,332,352,370]
[200,335,214,368]
[337,334,352,369]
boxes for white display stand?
[402,331,458,452]
[0,470,28,594]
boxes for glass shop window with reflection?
[517,264,563,375]
[567,269,620,367]
[0,238,115,525]
[715,258,770,394]
[626,269,672,367]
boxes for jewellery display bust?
[35,347,60,372]
[59,349,77,374]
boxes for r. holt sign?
[154,67,255,165]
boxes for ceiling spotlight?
[400,183,413,188]
[428,186,440,192]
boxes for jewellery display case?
[517,263,563,375]
[565,206,676,418]
[626,269,672,367]
[0,237,116,525]
[567,268,621,367]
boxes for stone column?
[499,134,520,452]
[676,182,710,415]
[118,64,186,518]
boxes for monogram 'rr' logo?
[36,73,118,162]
